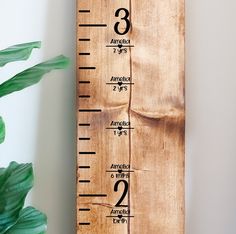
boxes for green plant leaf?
[0,42,41,67]
[2,207,47,234]
[0,162,33,233]
[0,55,70,98]
[0,117,5,144]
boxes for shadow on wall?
[32,1,76,234]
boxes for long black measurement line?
[79,10,90,13]
[106,216,134,218]
[79,223,90,226]
[79,152,96,155]
[79,81,90,84]
[106,127,134,130]
[79,180,91,183]
[79,208,90,211]
[106,45,135,48]
[79,67,96,70]
[79,109,102,112]
[79,138,90,141]
[79,24,107,27]
[79,123,90,126]
[106,82,134,85]
[79,194,107,197]
[79,166,90,169]
[106,170,135,173]
[79,52,90,56]
[79,95,90,98]
[79,38,90,41]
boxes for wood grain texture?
[77,0,185,233]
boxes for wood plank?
[129,1,185,233]
[77,0,185,233]
[77,1,130,233]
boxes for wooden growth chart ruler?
[76,0,185,233]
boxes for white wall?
[186,0,236,233]
[0,1,76,234]
[1,0,236,234]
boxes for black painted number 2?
[114,8,131,35]
[114,180,129,207]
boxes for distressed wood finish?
[77,0,185,233]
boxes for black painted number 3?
[114,8,131,35]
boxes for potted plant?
[0,42,69,233]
